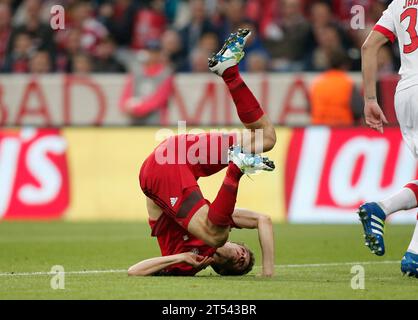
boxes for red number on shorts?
[401,8,418,54]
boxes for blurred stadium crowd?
[0,0,397,75]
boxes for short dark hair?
[211,242,255,276]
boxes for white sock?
[407,216,418,254]
[378,183,418,216]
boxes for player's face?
[214,242,250,272]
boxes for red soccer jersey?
[153,133,237,179]
[140,132,237,229]
[149,214,216,276]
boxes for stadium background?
[1,0,417,225]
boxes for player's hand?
[364,100,388,133]
[255,271,274,278]
[182,252,214,270]
[261,271,274,277]
[259,267,274,277]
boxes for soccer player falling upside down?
[360,0,418,277]
[128,29,277,277]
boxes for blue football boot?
[357,202,386,256]
[401,252,418,278]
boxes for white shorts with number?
[395,86,418,158]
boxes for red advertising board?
[286,127,418,223]
[0,128,69,220]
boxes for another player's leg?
[359,87,418,257]
[358,181,418,256]
[209,29,276,153]
[397,88,418,275]
[401,214,418,277]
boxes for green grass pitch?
[0,221,417,299]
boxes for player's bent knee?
[264,136,276,152]
[263,130,276,152]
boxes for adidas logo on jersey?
[170,197,178,207]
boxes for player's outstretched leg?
[358,181,418,256]
[401,213,418,277]
[209,29,276,154]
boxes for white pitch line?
[274,260,400,268]
[0,269,127,277]
[0,260,400,277]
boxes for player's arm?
[361,30,389,133]
[231,208,275,277]
[127,252,213,276]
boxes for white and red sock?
[378,181,418,216]
[407,214,418,255]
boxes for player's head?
[211,242,255,276]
